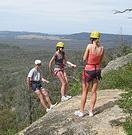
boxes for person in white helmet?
[27,60,56,112]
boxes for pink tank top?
[84,53,101,71]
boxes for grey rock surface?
[17,89,126,135]
[102,53,132,75]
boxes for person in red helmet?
[49,42,76,102]
[27,60,56,112]
[74,32,104,117]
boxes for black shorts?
[31,81,42,91]
[82,69,102,82]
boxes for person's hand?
[27,82,32,90]
[46,80,49,84]
[28,85,31,90]
[71,64,77,68]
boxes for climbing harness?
[82,64,102,85]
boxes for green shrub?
[100,63,132,90]
[0,109,17,135]
[123,118,132,135]
[100,63,132,135]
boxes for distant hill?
[0,31,132,49]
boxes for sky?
[0,0,132,35]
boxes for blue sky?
[0,0,132,35]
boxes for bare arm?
[99,47,104,63]
[26,77,32,89]
[64,55,76,67]
[48,55,55,74]
[83,44,90,64]
[27,77,31,84]
[66,61,76,67]
[42,77,49,83]
[27,69,34,89]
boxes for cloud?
[0,0,131,17]
[0,0,132,34]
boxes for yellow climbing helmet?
[56,42,64,47]
[90,31,100,39]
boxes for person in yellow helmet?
[49,42,76,102]
[74,31,104,117]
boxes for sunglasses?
[59,47,64,49]
[37,64,41,66]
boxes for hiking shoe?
[50,103,57,109]
[61,96,69,102]
[46,108,51,112]
[65,95,72,99]
[74,110,85,117]
[89,111,94,117]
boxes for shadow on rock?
[94,100,116,115]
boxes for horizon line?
[0,30,131,36]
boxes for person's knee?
[91,90,97,95]
[65,81,68,87]
[36,92,43,100]
[82,87,88,95]
[66,81,68,85]
[41,88,49,96]
[83,90,87,96]
[35,90,41,96]
[62,81,67,87]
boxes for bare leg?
[64,71,68,95]
[56,71,67,97]
[35,89,47,110]
[80,81,89,112]
[89,79,98,112]
[41,88,52,107]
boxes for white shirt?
[27,67,42,81]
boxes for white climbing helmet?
[35,60,41,65]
